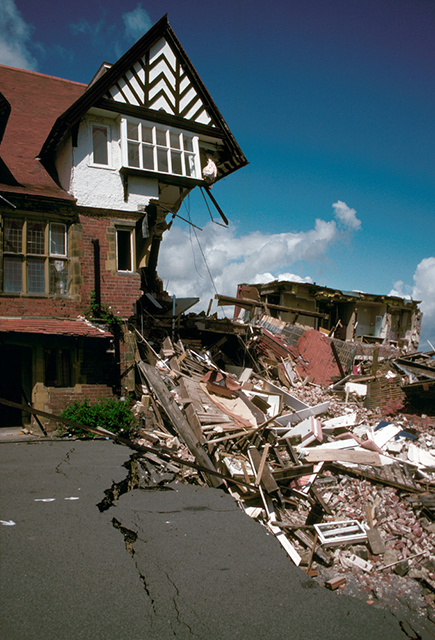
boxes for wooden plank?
[325,576,346,590]
[137,361,222,488]
[306,532,318,573]
[206,380,236,398]
[175,372,205,444]
[305,448,382,466]
[275,401,330,426]
[248,446,279,495]
[273,463,314,481]
[331,462,422,493]
[254,443,270,486]
[310,487,332,516]
[291,528,332,565]
[262,490,301,566]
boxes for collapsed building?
[231,281,422,352]
[1,15,434,626]
[0,15,247,427]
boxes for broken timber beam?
[248,446,280,496]
[215,294,329,320]
[137,361,222,488]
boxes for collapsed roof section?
[229,280,422,353]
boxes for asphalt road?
[0,440,432,639]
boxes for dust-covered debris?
[109,312,435,628]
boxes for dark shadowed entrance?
[0,345,32,427]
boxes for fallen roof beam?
[137,360,222,488]
[215,294,329,320]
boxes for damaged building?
[232,281,422,352]
[0,15,247,428]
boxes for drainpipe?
[113,324,122,397]
[92,239,101,314]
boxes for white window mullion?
[121,119,128,167]
[192,136,200,179]
[138,122,143,170]
[122,119,200,178]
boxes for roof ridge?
[0,64,87,87]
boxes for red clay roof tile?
[0,317,112,338]
[0,65,86,200]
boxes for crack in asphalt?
[55,447,75,476]
[162,568,202,639]
[96,454,140,512]
[99,455,212,637]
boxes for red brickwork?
[47,384,114,415]
[0,213,142,321]
[76,214,142,319]
[41,384,115,432]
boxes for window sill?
[88,163,116,171]
[120,166,204,191]
[116,270,140,277]
[0,292,71,299]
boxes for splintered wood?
[132,333,435,614]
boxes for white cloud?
[70,5,152,62]
[251,272,313,285]
[332,200,361,230]
[388,280,413,300]
[388,260,435,348]
[0,0,38,70]
[158,202,360,313]
[123,5,152,42]
[412,257,435,348]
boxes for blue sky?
[2,0,435,345]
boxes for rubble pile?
[128,320,435,624]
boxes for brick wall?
[73,213,142,319]
[41,384,115,432]
[0,211,142,321]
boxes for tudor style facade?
[0,16,247,429]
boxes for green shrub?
[60,397,136,438]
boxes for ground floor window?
[3,218,68,295]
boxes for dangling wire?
[200,187,227,227]
[183,192,228,318]
[184,194,205,281]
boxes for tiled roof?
[0,65,86,200]
[0,317,112,338]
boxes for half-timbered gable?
[41,15,247,214]
[104,37,212,125]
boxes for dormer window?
[121,118,199,179]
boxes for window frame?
[2,217,68,296]
[120,118,200,180]
[116,226,135,273]
[90,123,111,168]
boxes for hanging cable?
[199,187,227,227]
[183,194,228,318]
[183,195,205,281]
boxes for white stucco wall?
[56,114,159,211]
